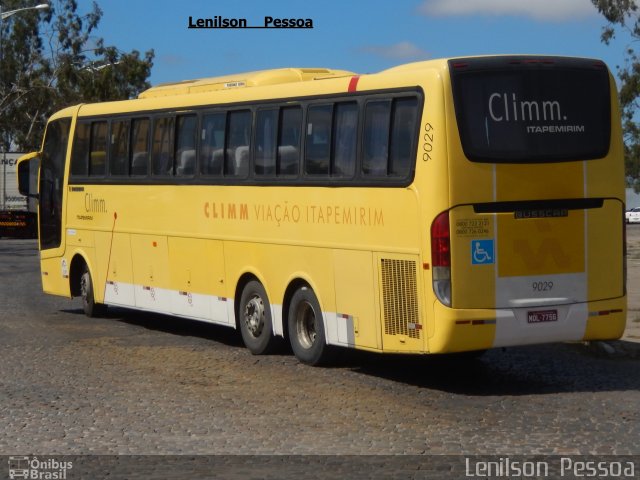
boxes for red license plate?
[527,309,558,324]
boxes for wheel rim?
[243,294,265,338]
[295,300,317,350]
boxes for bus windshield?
[449,57,611,163]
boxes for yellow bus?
[18,56,626,365]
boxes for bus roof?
[138,67,356,98]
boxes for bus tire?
[288,286,332,366]
[80,265,106,317]
[239,280,282,355]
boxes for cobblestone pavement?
[0,239,639,457]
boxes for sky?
[89,0,632,86]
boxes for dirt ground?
[625,224,640,341]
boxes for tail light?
[431,210,452,307]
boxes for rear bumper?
[428,297,626,353]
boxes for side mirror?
[17,152,39,199]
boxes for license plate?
[527,309,558,324]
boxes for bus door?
[38,118,71,254]
[19,117,73,295]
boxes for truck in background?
[1,152,37,238]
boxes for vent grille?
[381,258,420,339]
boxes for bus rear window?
[449,57,611,162]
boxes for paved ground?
[0,237,638,468]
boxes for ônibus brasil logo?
[8,456,73,479]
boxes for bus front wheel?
[288,287,333,366]
[80,265,106,317]
[239,280,282,355]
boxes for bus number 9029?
[532,281,554,292]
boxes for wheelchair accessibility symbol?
[471,239,495,265]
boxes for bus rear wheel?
[239,280,282,355]
[80,265,106,317]
[288,286,333,366]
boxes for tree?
[0,0,154,151]
[592,0,640,188]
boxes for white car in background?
[626,207,640,223]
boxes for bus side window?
[305,105,332,176]
[332,102,357,177]
[200,113,225,176]
[255,109,277,176]
[152,116,175,176]
[70,122,90,177]
[175,115,197,177]
[363,100,390,176]
[90,121,108,176]
[225,110,251,177]
[110,120,130,176]
[130,118,150,176]
[278,106,301,176]
[389,97,418,177]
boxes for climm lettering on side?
[85,193,106,213]
[204,202,249,220]
[202,202,384,227]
